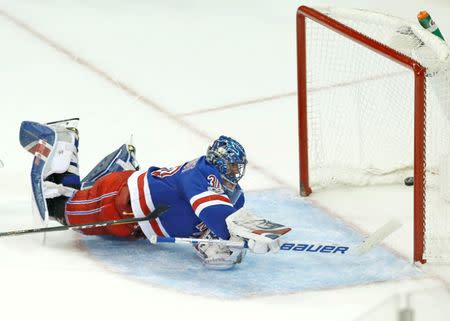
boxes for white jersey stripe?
[143,174,155,212]
[128,170,147,217]
[127,170,168,239]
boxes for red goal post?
[296,6,450,263]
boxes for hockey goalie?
[20,119,291,269]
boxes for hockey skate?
[20,118,80,223]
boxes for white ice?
[0,0,449,320]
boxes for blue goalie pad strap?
[62,173,81,189]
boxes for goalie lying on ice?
[20,120,291,269]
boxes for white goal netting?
[302,7,450,262]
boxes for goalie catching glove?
[193,209,291,269]
[226,208,291,254]
[193,229,246,270]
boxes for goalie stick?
[0,204,169,238]
[149,219,402,256]
[45,117,80,126]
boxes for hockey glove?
[193,229,246,270]
[225,208,291,254]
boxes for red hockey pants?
[65,170,139,238]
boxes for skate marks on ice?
[80,190,421,298]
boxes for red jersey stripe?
[150,219,165,236]
[192,194,231,211]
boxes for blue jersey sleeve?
[234,189,245,210]
[180,167,236,239]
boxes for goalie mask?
[206,136,247,200]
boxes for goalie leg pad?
[20,120,80,222]
[81,144,139,190]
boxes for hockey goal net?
[297,6,450,263]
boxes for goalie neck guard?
[206,136,247,193]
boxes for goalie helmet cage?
[296,6,450,263]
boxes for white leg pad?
[45,141,78,178]
[43,181,77,199]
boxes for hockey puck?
[404,176,414,186]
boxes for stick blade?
[355,219,403,255]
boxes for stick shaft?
[150,236,246,247]
[150,219,402,255]
[150,236,350,253]
[0,205,169,238]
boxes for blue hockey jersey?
[127,156,244,241]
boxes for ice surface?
[0,0,449,320]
